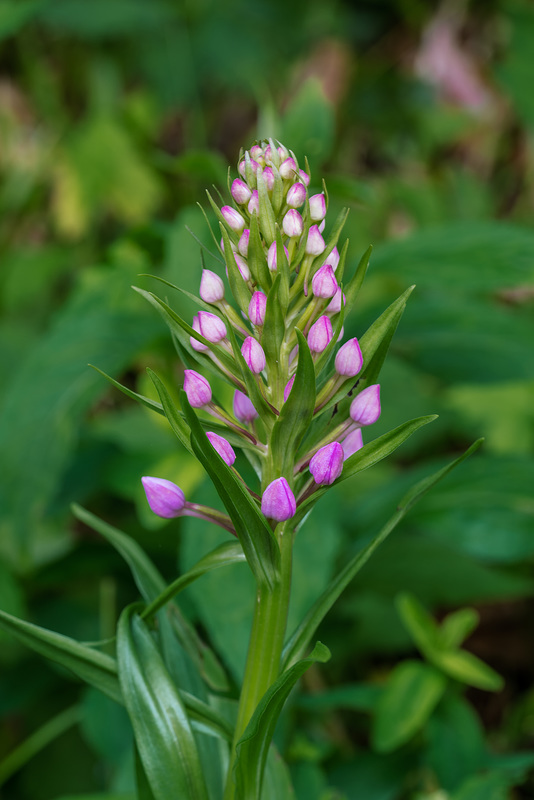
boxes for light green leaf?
[432,649,503,692]
[372,661,446,752]
[234,642,330,800]
[440,608,480,649]
[117,605,209,800]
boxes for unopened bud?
[280,157,297,179]
[322,246,340,272]
[309,193,326,221]
[142,476,186,518]
[299,169,310,186]
[312,265,338,299]
[248,291,267,325]
[200,269,224,303]
[342,428,364,459]
[308,315,333,353]
[184,369,212,408]
[283,209,303,238]
[197,310,227,343]
[284,375,295,403]
[250,145,264,164]
[335,338,363,377]
[231,178,252,205]
[309,442,344,485]
[238,158,260,178]
[233,389,258,423]
[221,205,245,231]
[238,229,250,257]
[241,336,266,373]
[286,182,306,208]
[247,190,259,215]
[350,384,381,426]
[261,477,296,522]
[206,431,236,466]
[267,241,289,272]
[326,287,345,315]
[262,167,275,190]
[227,253,251,281]
[190,315,209,352]
[305,225,326,255]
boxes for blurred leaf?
[328,748,409,800]
[432,649,503,692]
[0,0,43,39]
[117,605,209,800]
[494,2,534,129]
[372,661,446,752]
[280,79,335,171]
[440,608,480,649]
[262,746,296,800]
[451,772,510,800]
[425,694,485,792]
[80,687,132,765]
[38,0,174,38]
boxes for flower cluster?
[142,141,381,528]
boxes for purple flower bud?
[321,246,340,272]
[350,384,381,426]
[238,228,250,257]
[262,167,275,190]
[284,375,295,402]
[308,315,333,353]
[206,431,236,466]
[305,225,326,255]
[241,336,266,373]
[286,182,306,208]
[190,315,210,352]
[142,476,186,518]
[299,169,310,186]
[309,442,344,485]
[247,190,259,215]
[267,241,289,272]
[280,157,298,180]
[233,389,258,423]
[197,310,227,343]
[283,209,303,238]
[335,338,363,377]
[326,287,345,315]
[231,178,252,205]
[277,145,289,161]
[238,158,260,177]
[263,145,274,163]
[342,428,364,459]
[312,265,338,299]
[250,145,264,164]
[221,205,245,231]
[226,253,251,281]
[184,369,212,408]
[200,269,224,303]
[309,193,326,221]
[248,291,267,325]
[261,477,296,522]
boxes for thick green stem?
[223,524,293,800]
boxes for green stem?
[223,524,293,800]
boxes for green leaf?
[256,171,276,245]
[372,661,446,752]
[282,439,483,668]
[90,365,164,415]
[395,592,442,659]
[270,330,315,476]
[431,649,504,692]
[0,608,122,704]
[181,390,280,589]
[117,605,209,800]
[234,642,330,800]
[147,368,194,454]
[440,608,480,649]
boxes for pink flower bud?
[283,209,303,238]
[267,241,289,272]
[308,315,333,353]
[184,369,212,408]
[262,167,275,190]
[261,477,296,522]
[190,314,210,352]
[200,269,224,303]
[248,291,267,325]
[250,145,264,164]
[326,287,345,315]
[231,178,252,205]
[142,476,186,518]
[221,205,245,231]
[280,157,297,180]
[233,389,258,423]
[309,193,326,221]
[305,225,326,255]
[350,384,381,426]
[197,310,227,343]
[322,246,340,271]
[248,190,259,215]
[263,145,274,163]
[283,375,295,403]
[226,252,251,281]
[241,336,266,373]
[342,428,364,459]
[312,265,338,299]
[335,338,363,377]
[286,182,306,208]
[309,442,344,485]
[277,145,289,161]
[238,158,260,177]
[299,169,310,186]
[206,431,236,466]
[238,228,250,257]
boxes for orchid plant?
[0,141,481,800]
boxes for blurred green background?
[1,0,534,797]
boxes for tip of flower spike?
[261,477,296,522]
[142,477,186,519]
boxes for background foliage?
[1,0,533,797]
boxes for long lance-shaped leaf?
[296,415,437,522]
[147,368,194,454]
[233,642,331,800]
[282,438,484,669]
[117,605,209,800]
[90,365,164,415]
[270,330,315,477]
[0,608,122,704]
[180,390,280,589]
[142,541,246,620]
